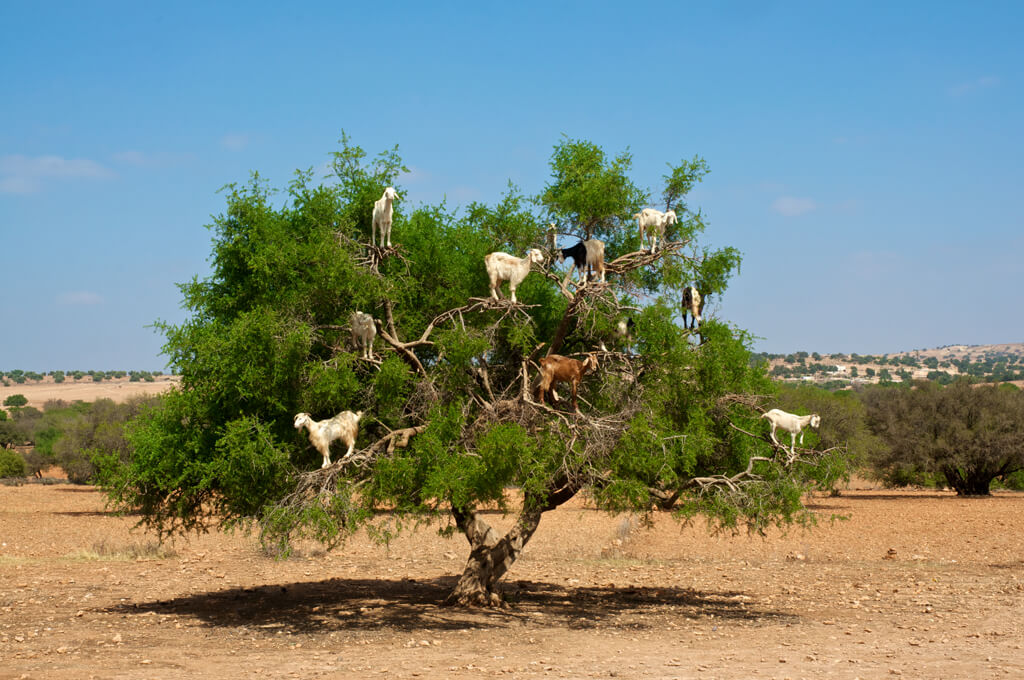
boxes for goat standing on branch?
[558,239,606,284]
[372,187,398,247]
[294,410,363,468]
[536,354,598,412]
[484,249,545,304]
[682,286,702,330]
[350,311,376,360]
[635,208,677,253]
[761,408,821,454]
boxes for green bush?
[53,396,160,484]
[3,394,28,408]
[1000,469,1024,491]
[0,448,26,478]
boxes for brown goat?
[536,354,598,412]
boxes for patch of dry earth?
[1,484,1022,679]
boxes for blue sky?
[2,1,1021,371]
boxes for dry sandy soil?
[2,481,1023,680]
[0,376,180,411]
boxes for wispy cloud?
[771,196,816,217]
[0,154,114,194]
[220,133,251,151]
[948,75,1000,97]
[112,150,194,168]
[57,291,104,306]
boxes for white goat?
[294,410,364,468]
[634,208,678,252]
[372,187,398,247]
[484,248,545,303]
[350,311,376,360]
[681,286,702,330]
[761,409,821,454]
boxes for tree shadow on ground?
[101,576,794,635]
[54,510,122,517]
[840,492,959,501]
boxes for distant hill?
[756,343,1024,387]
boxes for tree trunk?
[444,507,543,607]
[445,481,578,607]
[943,467,992,496]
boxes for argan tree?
[103,136,843,606]
[862,380,1024,495]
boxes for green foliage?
[3,394,28,407]
[862,381,1024,495]
[0,448,26,478]
[777,384,884,474]
[101,134,843,570]
[41,397,159,484]
[1000,469,1024,490]
[541,136,647,242]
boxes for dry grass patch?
[65,538,177,562]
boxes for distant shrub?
[0,448,26,478]
[1000,470,1024,491]
[52,370,65,383]
[3,394,28,408]
[53,396,161,484]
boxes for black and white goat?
[558,239,606,284]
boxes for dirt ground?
[0,376,180,411]
[1,482,1022,680]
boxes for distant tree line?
[1,369,168,385]
[752,350,1024,385]
[2,378,1022,497]
[776,380,1024,495]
